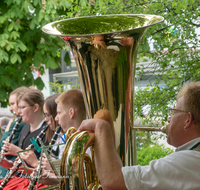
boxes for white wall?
[40,68,50,98]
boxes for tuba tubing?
[42,14,164,189]
[132,125,168,134]
[60,109,113,190]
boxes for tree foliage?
[0,0,200,125]
[137,144,174,166]
[0,0,66,106]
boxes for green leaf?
[1,102,7,107]
[8,22,14,32]
[0,49,9,63]
[44,14,50,22]
[6,41,17,51]
[0,88,6,98]
[10,53,21,64]
[0,16,7,24]
[4,77,12,86]
[64,51,71,66]
[30,19,35,30]
[132,4,135,11]
[17,40,27,52]
[45,55,58,69]
[33,52,43,67]
[38,10,45,22]
[10,31,20,40]
[0,66,5,74]
[33,0,39,6]
[0,39,9,48]
[34,77,45,90]
[0,34,9,40]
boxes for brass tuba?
[42,14,164,189]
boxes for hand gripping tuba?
[60,109,114,190]
[42,14,164,189]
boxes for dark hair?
[44,93,60,142]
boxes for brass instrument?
[27,126,62,190]
[0,125,49,189]
[42,14,164,189]
[132,125,168,134]
[0,117,22,163]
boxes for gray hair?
[0,117,10,126]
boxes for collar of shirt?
[1,125,7,128]
[175,137,200,152]
[37,119,45,130]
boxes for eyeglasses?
[18,105,33,110]
[43,113,51,120]
[168,108,188,116]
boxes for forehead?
[57,103,66,112]
[43,104,48,113]
[9,94,17,103]
[175,96,184,109]
[18,100,28,106]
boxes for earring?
[184,127,188,131]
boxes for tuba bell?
[42,14,164,189]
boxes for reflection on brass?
[43,14,164,190]
[60,129,99,190]
[132,125,168,134]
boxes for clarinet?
[0,124,49,190]
[27,126,62,190]
[0,117,22,163]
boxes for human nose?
[55,114,58,121]
[44,117,48,122]
[18,108,22,114]
[10,106,13,111]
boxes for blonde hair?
[10,86,29,98]
[177,81,200,126]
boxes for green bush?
[137,144,174,166]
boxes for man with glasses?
[78,81,200,190]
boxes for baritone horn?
[132,125,168,134]
[42,14,164,189]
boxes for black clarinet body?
[0,117,22,163]
[27,126,62,190]
[0,125,49,190]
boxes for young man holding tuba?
[36,89,87,185]
[78,81,200,190]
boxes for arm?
[78,119,127,190]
